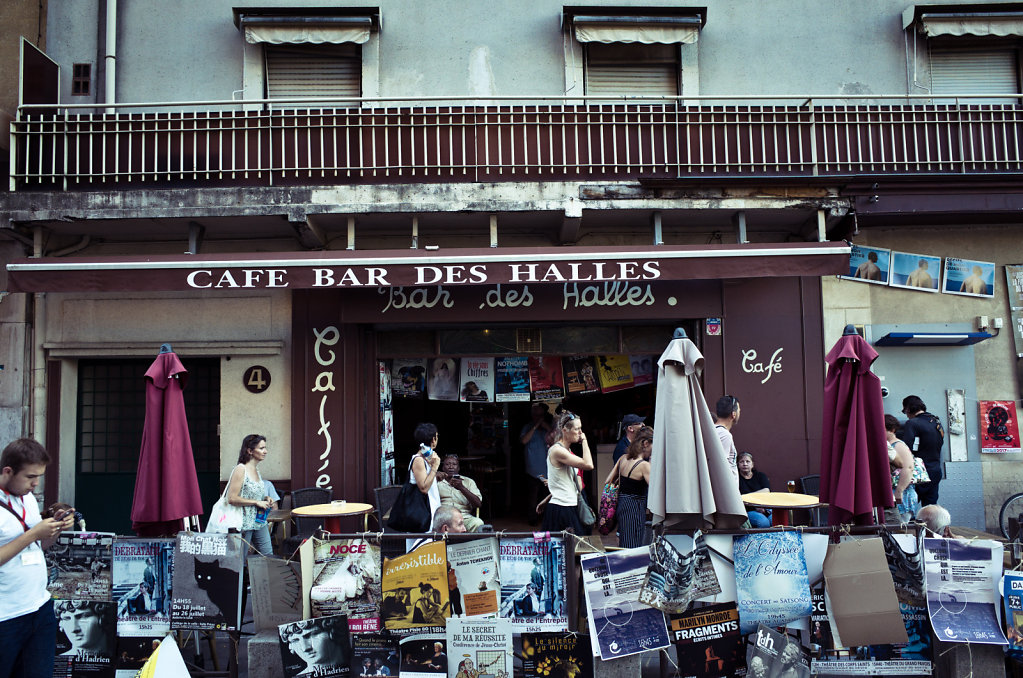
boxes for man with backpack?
[898,395,945,506]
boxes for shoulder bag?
[597,479,619,535]
[206,483,243,533]
[388,457,432,532]
[574,465,596,528]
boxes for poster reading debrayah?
[53,599,116,678]
[112,538,174,637]
[497,536,567,633]
[170,532,244,631]
[668,602,744,678]
[305,537,382,632]
[47,532,114,601]
[445,618,513,678]
[733,532,811,634]
[446,537,501,618]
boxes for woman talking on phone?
[540,411,594,534]
[227,434,273,555]
[410,423,444,525]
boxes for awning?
[573,15,701,44]
[6,243,850,293]
[874,331,993,346]
[902,4,1023,36]
[233,9,377,45]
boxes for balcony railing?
[10,95,1023,191]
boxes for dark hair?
[237,434,266,464]
[414,423,438,446]
[884,414,901,433]
[56,600,112,616]
[902,395,926,415]
[1,438,51,476]
[868,251,878,262]
[715,395,739,420]
[625,426,653,460]
[280,617,344,643]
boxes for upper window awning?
[232,7,379,45]
[903,3,1023,36]
[565,6,706,44]
[6,243,849,293]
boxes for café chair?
[280,486,331,555]
[797,474,828,526]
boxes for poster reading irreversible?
[381,540,449,636]
[580,547,670,660]
[112,538,174,637]
[923,537,1007,645]
[979,400,1021,454]
[447,538,501,618]
[497,536,567,632]
[170,532,244,631]
[733,532,811,634]
[304,537,382,632]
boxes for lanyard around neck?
[0,490,28,532]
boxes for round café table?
[291,501,374,533]
[741,491,824,526]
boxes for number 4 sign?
[243,365,272,393]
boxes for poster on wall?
[942,257,996,298]
[446,537,501,618]
[381,540,449,636]
[1003,572,1023,659]
[379,361,392,410]
[733,532,811,634]
[53,599,116,676]
[1007,265,1023,359]
[498,536,567,633]
[112,538,174,637]
[527,356,564,400]
[381,409,395,485]
[459,357,495,403]
[841,244,892,285]
[979,400,1021,454]
[278,615,352,678]
[520,632,593,678]
[562,356,600,396]
[923,537,1007,645]
[629,355,655,387]
[445,618,513,678]
[392,359,426,398]
[889,252,941,292]
[352,634,400,677]
[170,532,244,631]
[495,357,531,402]
[668,602,744,678]
[303,537,382,633]
[594,355,635,393]
[46,532,114,601]
[427,358,460,401]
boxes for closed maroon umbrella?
[819,326,893,525]
[131,345,204,536]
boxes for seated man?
[437,455,484,532]
[917,504,953,538]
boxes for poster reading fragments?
[668,602,744,678]
[398,635,447,678]
[352,634,400,677]
[923,537,1007,645]
[979,400,1021,454]
[53,599,116,677]
[733,532,811,634]
[112,538,173,637]
[446,537,501,618]
[520,632,593,678]
[392,359,427,398]
[381,540,449,636]
[459,357,495,403]
[528,356,565,400]
[746,625,809,678]
[639,532,720,614]
[304,537,382,632]
[47,532,114,601]
[446,618,513,678]
[498,536,567,632]
[278,615,352,678]
[595,355,634,393]
[170,532,244,631]
[580,547,671,660]
[495,357,531,402]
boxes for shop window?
[622,323,697,353]
[71,63,91,96]
[542,325,619,354]
[377,329,437,357]
[438,328,519,355]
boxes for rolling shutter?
[265,44,361,100]
[585,43,679,96]
[930,48,1019,104]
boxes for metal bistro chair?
[797,474,829,526]
[280,486,331,555]
[373,485,404,533]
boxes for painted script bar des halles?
[185,261,663,289]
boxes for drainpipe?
[31,227,47,441]
[104,0,117,108]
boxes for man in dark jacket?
[898,395,945,506]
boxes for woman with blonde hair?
[539,411,594,534]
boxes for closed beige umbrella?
[648,329,747,530]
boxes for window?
[264,43,362,99]
[71,63,91,96]
[930,45,1020,104]
[585,42,679,96]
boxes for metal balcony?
[10,95,1023,191]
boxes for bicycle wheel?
[999,492,1023,539]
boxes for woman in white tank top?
[540,411,594,534]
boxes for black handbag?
[388,463,432,532]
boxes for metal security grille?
[76,358,220,474]
[931,47,1019,104]
[265,44,361,100]
[585,42,679,96]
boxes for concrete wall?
[41,0,1000,105]
[0,0,47,128]
[822,224,1023,530]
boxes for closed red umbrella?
[131,345,204,536]
[819,326,893,526]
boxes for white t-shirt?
[715,425,739,482]
[0,491,50,622]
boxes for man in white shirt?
[0,438,74,678]
[714,396,741,482]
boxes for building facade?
[2,0,1021,532]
